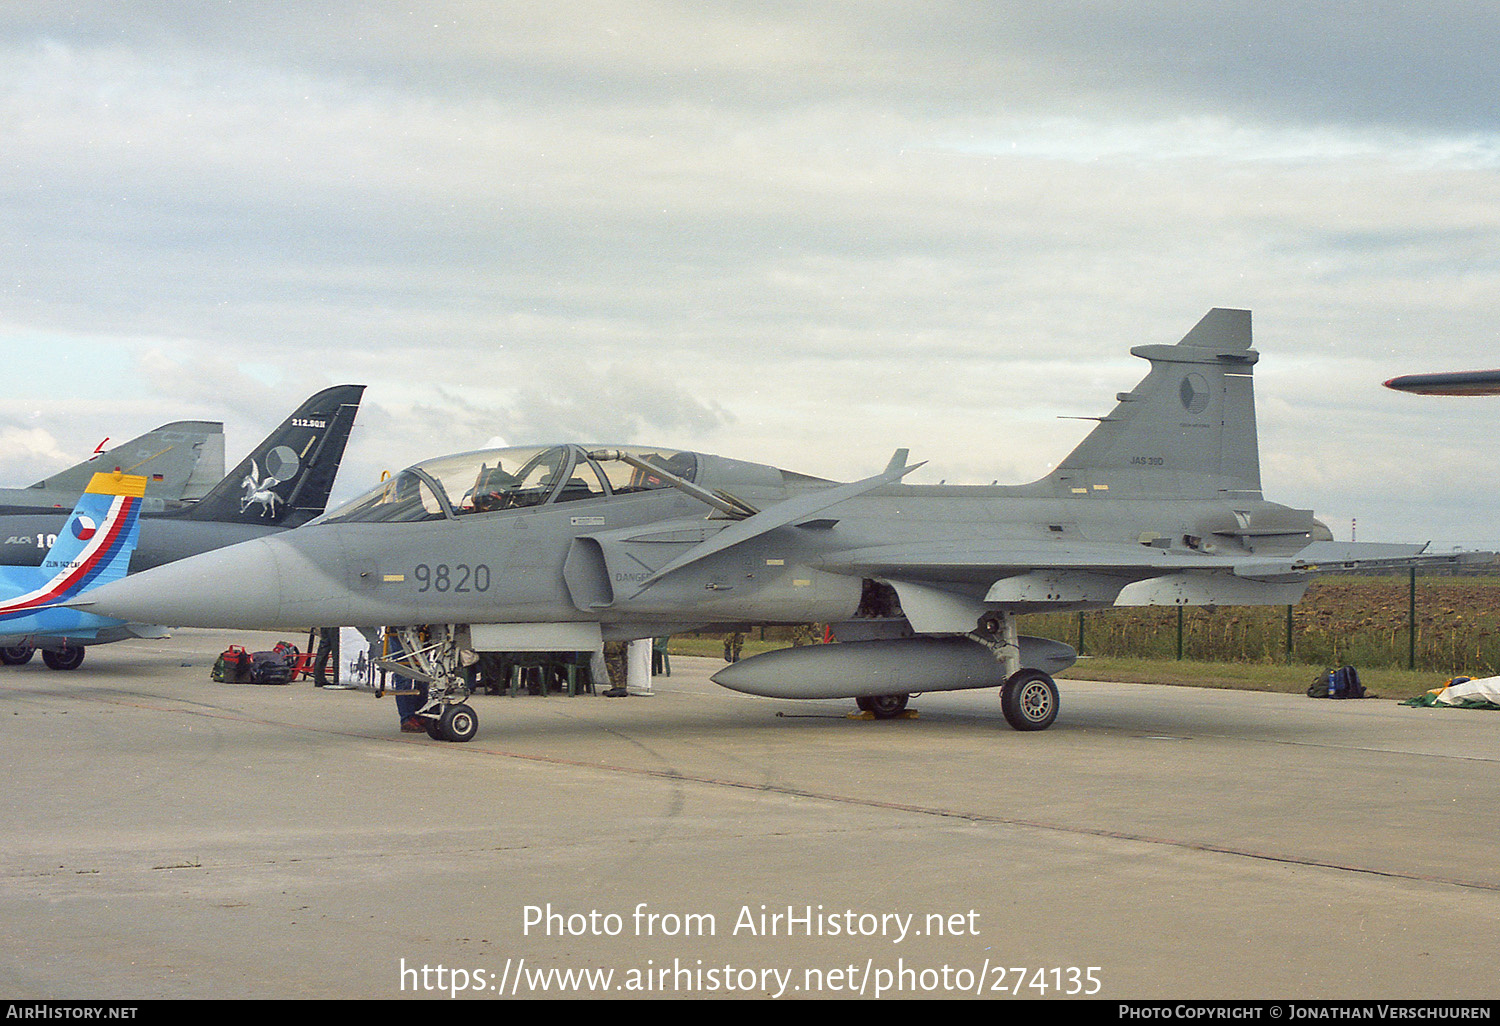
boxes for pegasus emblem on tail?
[239,459,284,518]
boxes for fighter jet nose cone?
[83,538,290,628]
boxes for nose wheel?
[378,626,482,742]
[427,702,479,743]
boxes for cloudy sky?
[3,2,1499,545]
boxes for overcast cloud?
[3,2,1499,544]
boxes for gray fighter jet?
[1385,370,1500,395]
[78,311,1463,737]
[0,420,224,513]
[0,384,363,668]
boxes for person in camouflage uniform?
[723,631,744,662]
[602,640,629,697]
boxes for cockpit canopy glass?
[319,445,697,524]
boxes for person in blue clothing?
[385,630,429,732]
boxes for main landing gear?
[1,644,85,670]
[1,646,34,666]
[852,667,1059,731]
[999,669,1059,731]
[979,611,1061,732]
[378,626,480,742]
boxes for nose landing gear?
[377,626,481,742]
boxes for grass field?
[1020,575,1500,686]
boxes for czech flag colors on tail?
[0,471,147,629]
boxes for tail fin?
[1045,308,1262,500]
[170,385,365,527]
[0,472,147,623]
[25,421,223,504]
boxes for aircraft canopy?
[319,444,698,524]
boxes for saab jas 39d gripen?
[78,310,1465,741]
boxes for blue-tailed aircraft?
[0,471,146,670]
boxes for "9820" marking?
[414,563,491,593]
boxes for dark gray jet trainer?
[1,384,363,668]
[80,311,1460,737]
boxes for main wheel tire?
[1000,670,1058,731]
[438,703,479,743]
[859,693,909,719]
[1,645,34,665]
[42,645,85,671]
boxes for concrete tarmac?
[1,630,1497,1001]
